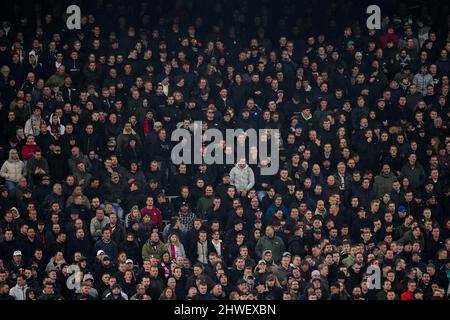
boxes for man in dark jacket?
[108,213,126,246]
[94,229,118,262]
[67,228,92,262]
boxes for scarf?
[31,115,41,135]
[160,262,170,278]
[143,118,154,136]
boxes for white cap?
[96,250,105,256]
[13,250,22,256]
[125,259,134,264]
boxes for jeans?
[257,190,267,201]
[111,203,124,220]
[5,180,17,190]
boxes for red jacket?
[140,206,163,229]
[401,290,413,300]
[379,33,400,48]
[21,144,41,160]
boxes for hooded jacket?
[141,239,168,261]
[229,164,255,191]
[0,150,24,182]
[255,235,286,263]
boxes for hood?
[235,163,249,170]
[8,149,20,162]
[49,113,61,126]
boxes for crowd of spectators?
[0,0,449,300]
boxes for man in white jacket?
[0,149,24,190]
[9,273,29,300]
[229,158,255,197]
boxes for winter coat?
[9,284,29,300]
[90,216,110,241]
[0,150,24,182]
[412,73,433,95]
[229,164,255,191]
[255,235,286,263]
[67,236,93,262]
[142,240,168,260]
[25,157,49,177]
[373,172,397,198]
[166,242,186,259]
[400,163,426,192]
[94,239,118,262]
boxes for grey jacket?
[9,284,29,300]
[229,164,255,191]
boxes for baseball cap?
[13,250,22,257]
[282,252,291,257]
[97,250,105,256]
[125,259,134,264]
[263,249,272,255]
[258,260,267,265]
[398,206,407,212]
